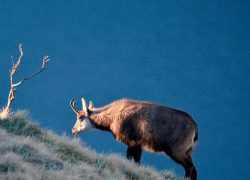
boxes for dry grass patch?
[0,111,179,180]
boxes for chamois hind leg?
[166,151,197,180]
[126,146,142,165]
[183,147,197,180]
[184,156,197,180]
[178,155,197,180]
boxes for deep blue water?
[0,1,249,179]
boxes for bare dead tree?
[0,44,49,119]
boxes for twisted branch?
[4,44,50,114]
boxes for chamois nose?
[72,128,77,135]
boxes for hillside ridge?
[0,111,179,180]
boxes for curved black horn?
[70,100,79,114]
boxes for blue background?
[0,1,249,179]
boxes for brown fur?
[71,99,198,180]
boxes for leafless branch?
[3,43,50,115]
[12,56,50,88]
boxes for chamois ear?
[81,98,89,115]
[88,101,94,110]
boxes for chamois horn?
[70,100,79,114]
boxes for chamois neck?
[89,106,112,131]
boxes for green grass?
[0,111,179,180]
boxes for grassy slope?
[0,111,180,180]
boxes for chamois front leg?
[126,146,142,165]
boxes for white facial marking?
[77,117,94,133]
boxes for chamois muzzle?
[72,128,78,135]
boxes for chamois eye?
[79,116,84,120]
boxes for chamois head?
[70,98,95,135]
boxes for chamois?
[70,98,198,180]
